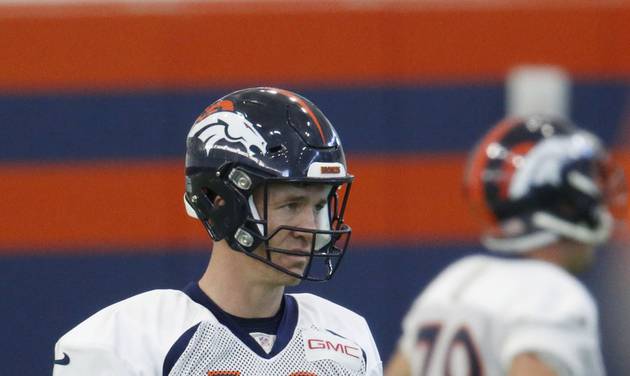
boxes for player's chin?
[268,249,310,283]
[282,274,303,286]
[267,265,302,286]
[284,261,308,280]
[276,260,308,285]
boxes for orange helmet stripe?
[465,117,519,224]
[275,88,326,143]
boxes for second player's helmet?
[184,87,353,281]
[465,115,626,253]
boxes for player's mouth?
[288,248,311,257]
[279,249,310,270]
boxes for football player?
[385,116,626,376]
[53,87,382,375]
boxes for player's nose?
[292,207,318,240]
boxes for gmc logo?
[307,339,360,358]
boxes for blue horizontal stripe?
[0,244,620,375]
[2,245,477,375]
[0,83,627,161]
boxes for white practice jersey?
[398,255,604,376]
[53,283,382,376]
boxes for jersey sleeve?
[499,275,605,376]
[52,302,143,375]
[53,341,136,375]
[500,319,605,376]
[52,289,211,375]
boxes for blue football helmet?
[465,115,627,253]
[184,87,353,281]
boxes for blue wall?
[1,244,620,374]
[1,82,628,374]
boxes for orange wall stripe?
[1,3,629,91]
[0,160,202,253]
[2,153,628,254]
[347,154,479,243]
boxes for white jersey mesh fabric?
[169,321,366,376]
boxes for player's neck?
[198,244,285,319]
[529,244,565,266]
[527,239,594,274]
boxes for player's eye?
[280,201,300,212]
[314,201,327,212]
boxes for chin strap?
[484,208,612,254]
[482,231,559,254]
[532,209,612,246]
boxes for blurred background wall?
[1,1,629,374]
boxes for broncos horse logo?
[188,111,268,157]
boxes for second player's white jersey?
[53,283,382,376]
[398,255,605,376]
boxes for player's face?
[252,183,331,285]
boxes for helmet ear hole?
[189,189,217,223]
[186,172,250,242]
[214,196,226,207]
[202,187,226,208]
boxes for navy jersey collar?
[224,300,284,335]
[183,281,299,359]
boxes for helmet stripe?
[195,100,235,123]
[465,117,518,223]
[276,88,326,142]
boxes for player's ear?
[213,195,226,207]
[203,196,225,226]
